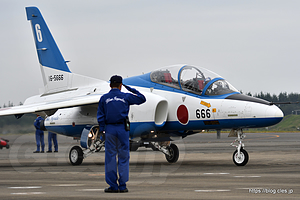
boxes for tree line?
[0,101,23,108]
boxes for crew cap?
[110,75,123,84]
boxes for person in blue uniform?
[97,75,146,193]
[33,115,45,153]
[47,132,58,153]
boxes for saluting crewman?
[97,75,146,193]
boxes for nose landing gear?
[232,148,249,166]
[230,129,249,166]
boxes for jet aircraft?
[0,7,283,166]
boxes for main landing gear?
[131,141,179,163]
[69,146,83,165]
[230,129,249,166]
[69,126,104,165]
[151,142,179,163]
[69,126,180,165]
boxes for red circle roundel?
[177,105,189,125]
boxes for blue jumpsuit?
[34,116,45,152]
[48,132,58,152]
[97,86,146,191]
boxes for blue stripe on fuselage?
[161,117,283,131]
[46,117,282,138]
[46,124,90,137]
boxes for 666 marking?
[196,109,211,119]
[49,74,64,81]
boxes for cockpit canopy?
[150,65,238,96]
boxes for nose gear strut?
[229,129,249,166]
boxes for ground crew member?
[97,75,146,193]
[33,115,45,153]
[47,131,58,153]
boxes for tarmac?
[0,132,299,199]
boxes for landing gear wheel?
[233,148,249,166]
[69,146,83,165]
[130,141,139,152]
[165,143,179,163]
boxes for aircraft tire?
[129,141,139,151]
[165,143,179,163]
[130,145,138,151]
[69,146,83,165]
[232,148,249,166]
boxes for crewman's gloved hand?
[123,84,131,91]
[123,84,138,94]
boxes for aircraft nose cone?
[274,106,284,118]
[265,105,284,124]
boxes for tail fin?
[26,7,70,73]
[26,7,101,94]
[26,6,72,94]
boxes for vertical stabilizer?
[26,7,103,94]
[26,7,71,94]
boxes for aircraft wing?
[0,94,102,117]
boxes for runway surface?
[0,132,299,199]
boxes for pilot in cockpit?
[151,70,173,84]
[204,77,211,86]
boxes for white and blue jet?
[0,7,283,166]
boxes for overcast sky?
[0,0,300,106]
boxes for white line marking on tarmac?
[77,189,104,192]
[9,186,42,189]
[203,173,230,175]
[237,188,257,190]
[195,190,231,192]
[11,192,45,195]
[9,186,44,195]
[234,176,261,178]
[52,184,85,187]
